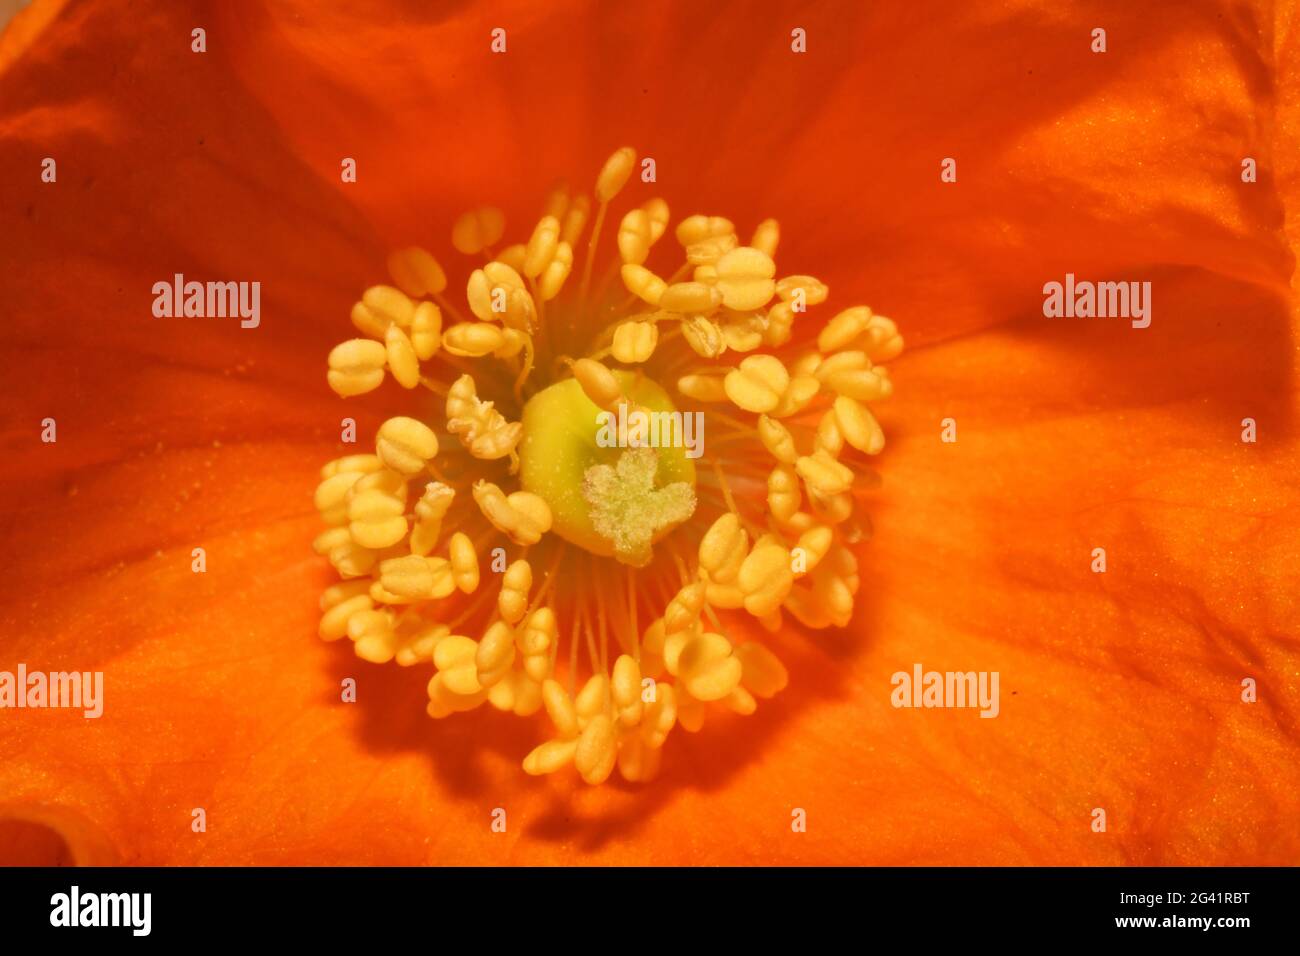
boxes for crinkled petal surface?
[0,0,1297,864]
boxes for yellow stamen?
[312,147,901,783]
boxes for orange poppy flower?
[2,0,1298,866]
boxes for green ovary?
[518,371,696,564]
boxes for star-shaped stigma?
[582,447,697,567]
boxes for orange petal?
[1,0,1298,866]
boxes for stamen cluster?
[313,148,903,783]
